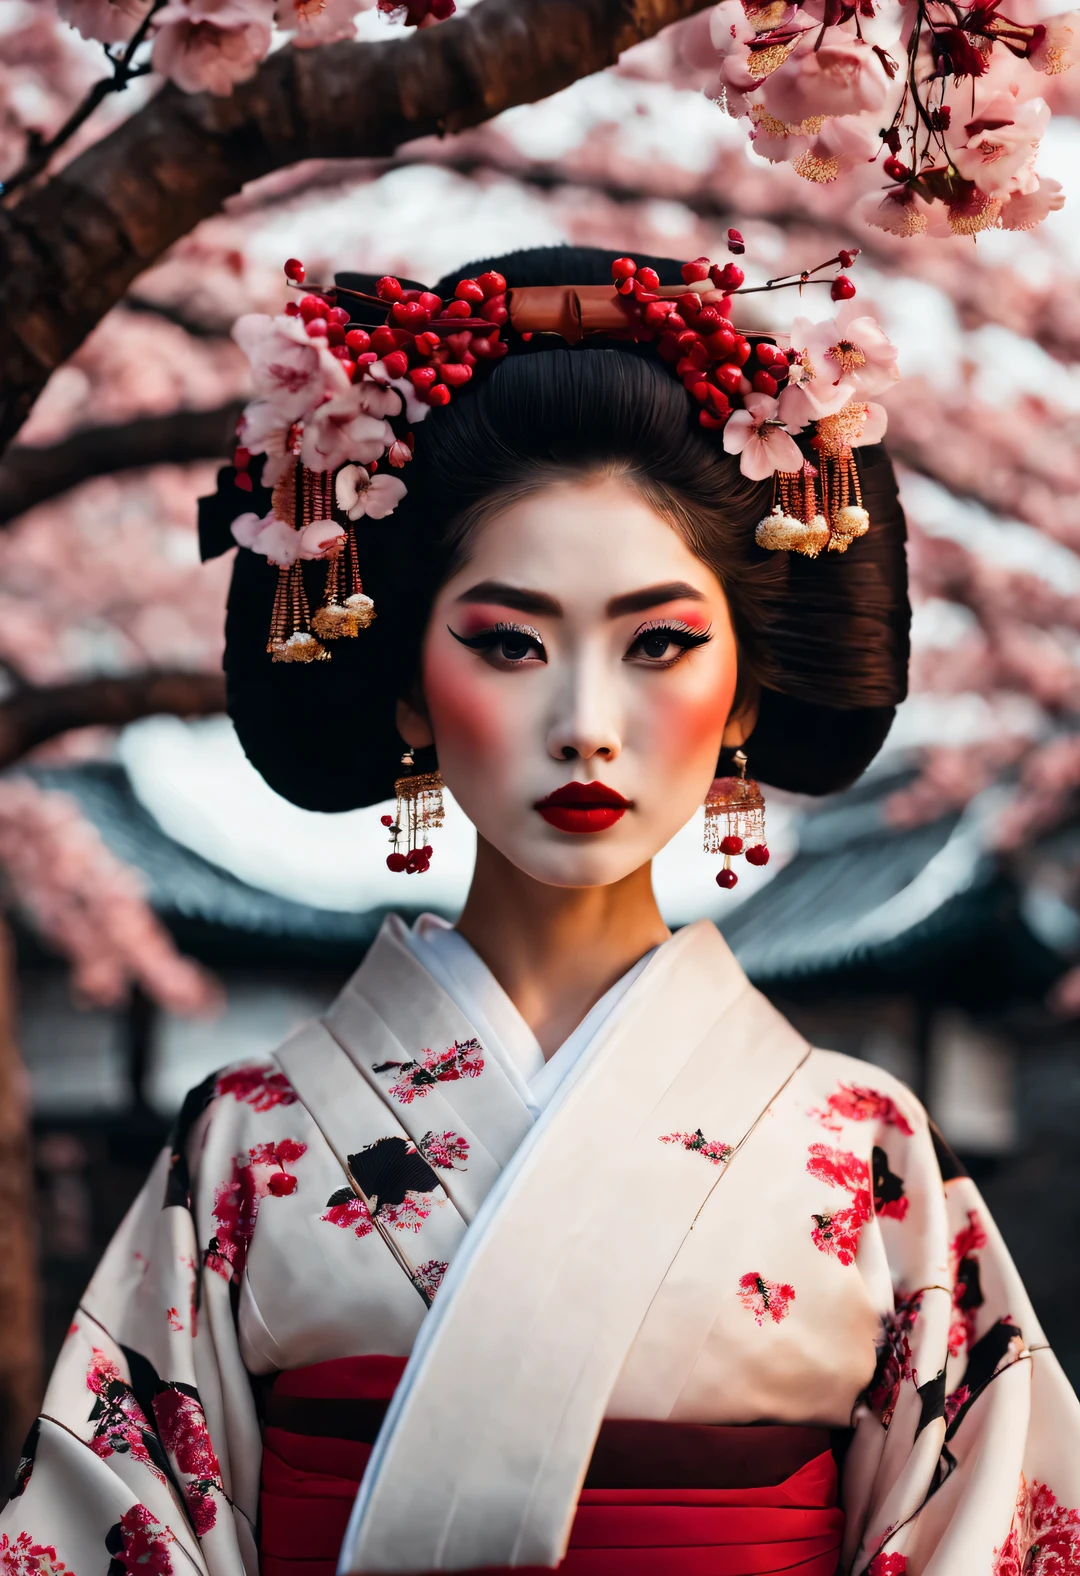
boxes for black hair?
[207,245,909,812]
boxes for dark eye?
[497,629,538,661]
[626,621,712,667]
[638,632,678,660]
[448,622,546,666]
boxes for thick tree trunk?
[0,671,226,770]
[0,916,41,1479]
[0,0,713,456]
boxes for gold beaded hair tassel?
[755,462,829,559]
[267,461,329,664]
[705,750,770,892]
[814,409,870,555]
[382,752,444,875]
[313,467,376,642]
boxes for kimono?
[3,914,1079,1576]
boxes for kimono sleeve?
[0,1064,296,1576]
[842,1103,1080,1576]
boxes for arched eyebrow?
[455,580,562,615]
[454,579,706,618]
[606,582,706,617]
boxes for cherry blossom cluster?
[228,259,507,566]
[706,0,1076,235]
[610,248,897,485]
[58,0,455,98]
[0,778,219,1014]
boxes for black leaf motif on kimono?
[872,1146,906,1217]
[164,1070,219,1210]
[954,1252,984,1313]
[944,1318,1024,1440]
[915,1366,947,1437]
[8,1417,39,1498]
[347,1137,440,1208]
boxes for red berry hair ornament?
[223,243,896,660]
[705,751,769,891]
[385,751,444,875]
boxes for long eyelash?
[448,621,543,650]
[632,619,713,651]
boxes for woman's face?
[402,475,749,889]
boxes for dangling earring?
[383,751,444,874]
[705,750,770,890]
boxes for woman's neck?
[455,835,670,1059]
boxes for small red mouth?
[534,782,632,834]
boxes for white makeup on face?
[406,474,743,890]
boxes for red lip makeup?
[534,782,632,834]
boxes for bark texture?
[0,0,713,455]
[0,401,244,524]
[0,671,226,770]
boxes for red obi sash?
[259,1357,844,1576]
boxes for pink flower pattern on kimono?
[321,1193,377,1239]
[373,1039,485,1104]
[0,1533,72,1576]
[86,1351,163,1480]
[993,1479,1080,1576]
[866,1290,921,1427]
[105,1505,173,1576]
[737,1271,795,1325]
[949,1209,988,1355]
[417,1130,470,1170]
[165,1307,183,1332]
[811,1082,914,1135]
[659,1129,734,1164]
[415,1259,449,1299]
[806,1143,873,1266]
[868,1556,908,1576]
[206,1138,306,1280]
[152,1387,225,1537]
[215,1063,297,1111]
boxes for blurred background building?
[3,0,1080,1480]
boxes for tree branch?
[0,400,244,524]
[0,671,225,770]
[0,0,714,456]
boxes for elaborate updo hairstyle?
[205,246,910,813]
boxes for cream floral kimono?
[3,916,1078,1576]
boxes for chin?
[486,824,663,889]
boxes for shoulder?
[796,1046,928,1145]
[165,1057,302,1209]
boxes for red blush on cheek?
[421,643,509,762]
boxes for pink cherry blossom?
[58,0,155,43]
[779,320,859,430]
[388,439,413,467]
[301,389,396,471]
[232,313,345,424]
[335,464,408,520]
[152,0,274,97]
[230,510,300,565]
[237,398,292,485]
[1029,11,1080,73]
[759,30,892,125]
[708,0,756,59]
[999,175,1066,228]
[951,92,1049,198]
[723,393,805,479]
[297,518,345,558]
[276,0,367,46]
[799,304,899,400]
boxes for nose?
[545,649,623,764]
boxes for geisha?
[4,245,1079,1576]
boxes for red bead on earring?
[705,751,769,891]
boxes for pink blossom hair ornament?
[226,245,899,659]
